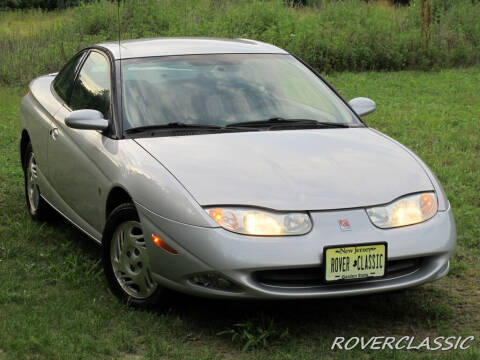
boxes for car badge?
[338,219,351,231]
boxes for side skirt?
[41,195,102,245]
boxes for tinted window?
[53,52,85,102]
[69,51,111,118]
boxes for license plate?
[324,243,387,282]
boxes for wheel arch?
[105,185,134,221]
[20,129,31,170]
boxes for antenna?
[117,0,123,138]
[117,0,122,59]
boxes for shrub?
[1,0,479,86]
[0,0,85,10]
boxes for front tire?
[102,203,165,308]
[23,142,52,221]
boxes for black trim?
[322,242,388,284]
[92,45,122,140]
[114,59,124,139]
[253,255,424,288]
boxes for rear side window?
[69,51,111,118]
[53,52,85,103]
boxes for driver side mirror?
[65,109,109,131]
[348,97,376,117]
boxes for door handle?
[49,128,59,140]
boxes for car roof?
[96,37,289,60]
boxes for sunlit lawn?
[0,9,72,37]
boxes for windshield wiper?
[225,118,350,129]
[125,122,223,134]
[125,118,350,135]
[268,121,350,129]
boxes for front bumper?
[137,203,456,299]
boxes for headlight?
[366,192,438,229]
[205,207,312,236]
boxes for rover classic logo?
[338,219,351,231]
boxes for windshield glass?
[121,54,361,130]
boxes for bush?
[1,0,480,85]
[0,0,84,10]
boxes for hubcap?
[110,221,157,299]
[26,153,40,213]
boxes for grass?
[2,0,480,85]
[0,9,72,37]
[0,68,479,359]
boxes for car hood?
[135,128,434,211]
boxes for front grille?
[253,257,423,288]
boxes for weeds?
[1,0,480,86]
[218,315,289,351]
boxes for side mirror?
[348,97,376,117]
[65,109,109,131]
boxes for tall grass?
[1,0,480,85]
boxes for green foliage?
[0,0,480,83]
[218,316,289,351]
[1,0,480,86]
[0,0,84,10]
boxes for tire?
[23,142,53,221]
[102,203,166,308]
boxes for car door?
[25,52,85,192]
[47,50,113,234]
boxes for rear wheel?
[23,142,52,221]
[103,203,165,308]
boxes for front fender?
[105,139,214,228]
[369,128,449,211]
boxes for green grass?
[0,8,72,37]
[2,0,480,85]
[0,68,479,359]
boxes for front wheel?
[23,142,53,221]
[102,203,165,308]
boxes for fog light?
[188,272,242,292]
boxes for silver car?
[20,38,456,307]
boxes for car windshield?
[121,54,361,130]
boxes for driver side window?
[69,51,111,119]
[53,52,85,103]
